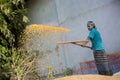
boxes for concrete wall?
[27,0,120,74]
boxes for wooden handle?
[57,40,92,49]
[57,40,89,44]
[74,43,92,49]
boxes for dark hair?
[87,21,96,28]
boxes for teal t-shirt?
[88,28,105,51]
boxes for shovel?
[57,40,92,49]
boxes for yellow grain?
[19,24,70,48]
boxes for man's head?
[87,21,96,31]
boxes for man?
[72,21,113,75]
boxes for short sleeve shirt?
[88,28,105,51]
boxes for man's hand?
[80,44,86,47]
[71,42,92,50]
[71,42,76,44]
[71,42,85,47]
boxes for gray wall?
[27,0,120,74]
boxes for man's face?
[87,25,93,31]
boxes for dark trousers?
[94,50,113,76]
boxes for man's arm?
[71,38,92,49]
[71,42,92,49]
[80,37,90,47]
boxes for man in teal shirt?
[72,21,113,75]
[83,21,113,75]
[88,26,104,51]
